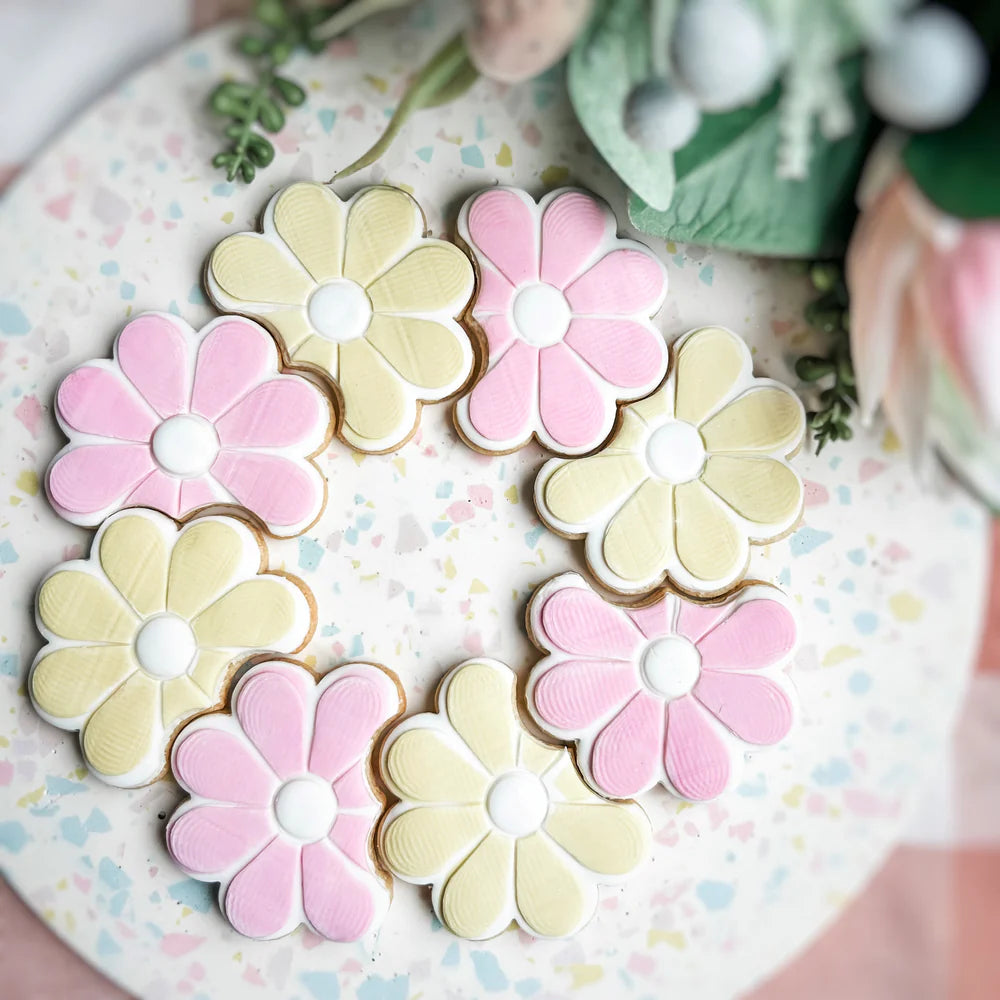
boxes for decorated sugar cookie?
[526,573,798,802]
[379,658,650,940]
[46,312,332,538]
[28,509,314,788]
[205,183,477,454]
[455,187,669,455]
[535,326,807,596]
[167,659,403,941]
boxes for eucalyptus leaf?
[272,76,307,107]
[209,85,252,119]
[257,97,286,132]
[567,0,675,210]
[246,133,276,166]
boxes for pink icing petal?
[48,445,155,516]
[590,692,664,798]
[235,670,309,780]
[178,475,219,514]
[215,379,323,449]
[480,314,517,358]
[540,191,609,289]
[309,675,393,783]
[330,813,375,871]
[539,586,641,658]
[333,761,375,810]
[301,839,377,941]
[564,249,665,315]
[565,318,666,388]
[538,343,608,449]
[664,696,731,800]
[211,451,321,529]
[57,366,158,441]
[467,189,538,286]
[117,314,190,418]
[125,468,182,517]
[694,670,794,745]
[696,599,797,671]
[676,600,732,644]
[224,837,300,939]
[476,264,516,313]
[173,728,277,806]
[467,340,539,443]
[532,659,638,730]
[167,805,272,875]
[191,319,274,421]
[625,600,671,640]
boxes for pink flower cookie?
[47,312,332,537]
[526,572,798,801]
[167,659,403,941]
[455,187,668,455]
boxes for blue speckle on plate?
[471,951,508,992]
[696,880,734,910]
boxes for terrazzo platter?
[0,3,990,998]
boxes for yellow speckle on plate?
[16,469,38,496]
[881,427,901,452]
[443,556,457,579]
[782,785,804,807]
[221,211,234,224]
[569,965,603,988]
[469,578,488,594]
[648,929,686,949]
[18,786,44,807]
[393,457,406,476]
[504,485,518,504]
[364,74,388,94]
[495,142,512,168]
[541,165,570,188]
[822,644,860,667]
[889,591,924,622]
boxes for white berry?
[864,5,987,130]
[624,79,702,152]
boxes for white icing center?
[645,420,706,483]
[511,282,571,348]
[151,414,220,478]
[486,770,549,837]
[134,614,197,680]
[307,279,372,342]
[641,636,702,700]
[273,776,338,842]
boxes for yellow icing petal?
[99,515,167,617]
[603,478,673,583]
[343,186,423,288]
[673,479,745,584]
[440,832,514,938]
[629,384,672,427]
[268,308,318,356]
[445,661,518,775]
[366,314,468,391]
[544,802,648,876]
[382,805,488,879]
[604,408,648,456]
[548,756,599,803]
[31,645,134,720]
[367,243,473,315]
[192,578,298,649]
[674,327,747,425]
[337,338,408,448]
[210,233,313,306]
[701,455,803,527]
[386,728,490,803]
[273,182,343,283]
[189,649,236,698]
[81,671,159,779]
[38,571,136,643]
[291,334,340,379]
[167,520,248,620]
[161,674,212,728]
[518,733,562,776]
[541,455,647,526]
[515,831,590,938]
[700,387,805,454]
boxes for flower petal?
[515,831,592,938]
[37,570,136,642]
[167,804,272,875]
[532,660,637,732]
[81,671,159,781]
[518,733,562,774]
[475,263,516,313]
[564,249,664,315]
[179,476,220,514]
[548,755,599,802]
[98,513,167,617]
[47,445,156,518]
[191,318,277,421]
[193,577,304,650]
[673,326,748,425]
[337,338,409,450]
[124,470,181,517]
[330,813,375,870]
[538,454,647,526]
[344,186,422,288]
[696,598,797,671]
[210,233,313,306]
[538,343,609,450]
[302,839,379,941]
[366,314,470,392]
[467,188,538,286]
[537,585,641,658]
[212,451,323,530]
[693,670,794,745]
[603,478,674,584]
[565,318,667,389]
[233,668,308,779]
[291,333,339,377]
[31,645,134,720]
[544,801,647,875]
[223,837,300,939]
[384,728,490,803]
[664,695,731,800]
[381,805,488,879]
[540,191,611,289]
[465,340,538,445]
[56,366,157,441]
[673,480,746,586]
[367,242,474,315]
[268,308,317,356]
[188,649,235,699]
[167,519,249,621]
[161,674,212,728]
[478,313,516,357]
[333,761,376,810]
[625,600,671,639]
[590,692,664,798]
[675,600,730,644]
[116,314,191,419]
[172,727,276,805]
[700,387,805,454]
[273,182,343,283]
[701,455,802,528]
[440,831,514,939]
[446,660,518,774]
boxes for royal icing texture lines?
[379,658,650,940]
[526,573,798,802]
[206,183,476,453]
[167,659,402,941]
[455,187,668,455]
[535,326,807,596]
[29,509,314,787]
[47,312,332,538]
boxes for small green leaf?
[272,76,307,107]
[238,34,267,56]
[246,133,275,166]
[270,40,293,65]
[239,159,257,183]
[795,356,836,382]
[212,151,237,168]
[257,97,286,132]
[255,0,289,29]
[210,84,252,119]
[225,123,246,140]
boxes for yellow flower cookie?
[378,658,651,940]
[205,183,477,454]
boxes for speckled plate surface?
[0,5,990,999]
